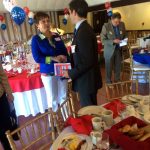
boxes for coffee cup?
[92,117,103,131]
[17,67,22,73]
[102,110,114,127]
[5,55,12,63]
[30,68,35,74]
[126,105,135,114]
[5,64,12,71]
[90,131,102,145]
[13,67,17,72]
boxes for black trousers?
[0,93,12,150]
[79,92,97,107]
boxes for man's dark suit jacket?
[68,20,102,95]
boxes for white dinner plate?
[122,94,143,103]
[77,105,106,116]
[52,133,93,150]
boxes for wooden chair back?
[105,80,138,101]
[53,97,75,134]
[6,109,56,150]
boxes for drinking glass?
[97,132,109,150]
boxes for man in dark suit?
[101,12,126,84]
[63,0,102,107]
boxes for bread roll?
[122,125,131,133]
[139,133,150,141]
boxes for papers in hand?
[54,63,71,77]
[119,38,128,47]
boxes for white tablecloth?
[13,87,48,117]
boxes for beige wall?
[113,2,150,30]
[59,12,93,33]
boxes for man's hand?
[7,93,14,102]
[51,56,62,63]
[58,55,67,63]
[63,70,69,78]
[52,55,67,63]
[113,39,120,44]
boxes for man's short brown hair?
[111,12,121,19]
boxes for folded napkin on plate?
[103,99,126,118]
[65,115,93,135]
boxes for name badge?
[71,45,76,53]
[54,37,61,41]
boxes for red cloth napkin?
[65,115,93,135]
[105,116,150,150]
[103,99,126,118]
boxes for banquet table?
[132,53,150,83]
[51,96,150,150]
[8,71,48,117]
[51,102,124,150]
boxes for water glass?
[97,132,109,150]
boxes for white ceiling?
[0,0,119,12]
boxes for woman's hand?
[113,39,120,44]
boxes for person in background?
[63,0,102,107]
[50,23,65,35]
[101,12,126,84]
[31,12,68,111]
[0,62,14,150]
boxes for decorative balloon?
[3,0,17,12]
[105,1,113,17]
[0,15,4,21]
[107,7,112,13]
[105,2,111,9]
[64,14,69,20]
[62,18,67,25]
[1,23,6,30]
[11,6,26,25]
[28,12,34,19]
[63,8,69,25]
[28,18,34,25]
[23,7,30,15]
[64,8,69,15]
[107,11,113,17]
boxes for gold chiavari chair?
[122,45,131,80]
[52,81,76,135]
[53,98,75,135]
[105,80,138,101]
[6,108,56,150]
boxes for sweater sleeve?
[31,36,55,64]
[0,63,13,95]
